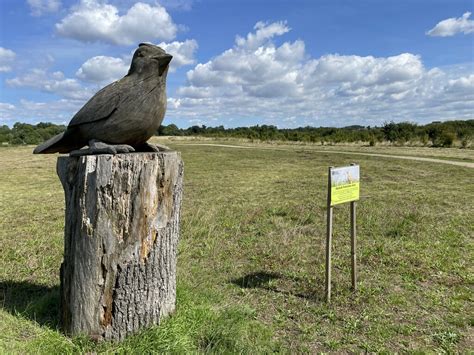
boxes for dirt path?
[174,143,474,168]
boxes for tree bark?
[57,152,183,341]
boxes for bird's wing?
[68,81,122,127]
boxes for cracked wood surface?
[57,152,183,341]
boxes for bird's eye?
[137,51,144,57]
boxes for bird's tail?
[33,132,79,154]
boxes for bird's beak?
[158,54,173,76]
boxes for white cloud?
[56,0,178,45]
[306,53,423,87]
[168,21,474,127]
[159,0,194,11]
[3,99,83,125]
[75,40,197,84]
[0,47,16,72]
[0,103,17,125]
[27,0,61,16]
[158,39,198,71]
[6,69,93,100]
[0,103,15,110]
[236,21,290,50]
[0,102,16,123]
[445,74,474,93]
[76,55,129,84]
[426,12,474,37]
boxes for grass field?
[1,139,473,353]
[157,136,474,163]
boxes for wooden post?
[325,166,333,302]
[57,152,183,341]
[350,163,357,291]
[350,201,357,290]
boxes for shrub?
[461,137,470,148]
[430,129,455,147]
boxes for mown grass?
[1,142,473,353]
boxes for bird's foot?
[136,142,172,152]
[70,140,135,156]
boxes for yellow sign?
[330,165,360,206]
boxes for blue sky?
[0,0,473,128]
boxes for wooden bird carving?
[34,43,173,155]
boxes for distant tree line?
[1,120,473,148]
[158,120,473,148]
[0,122,66,146]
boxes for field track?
[174,143,474,168]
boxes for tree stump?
[57,152,183,341]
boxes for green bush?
[460,137,470,148]
[429,126,456,147]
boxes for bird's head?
[128,43,173,78]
